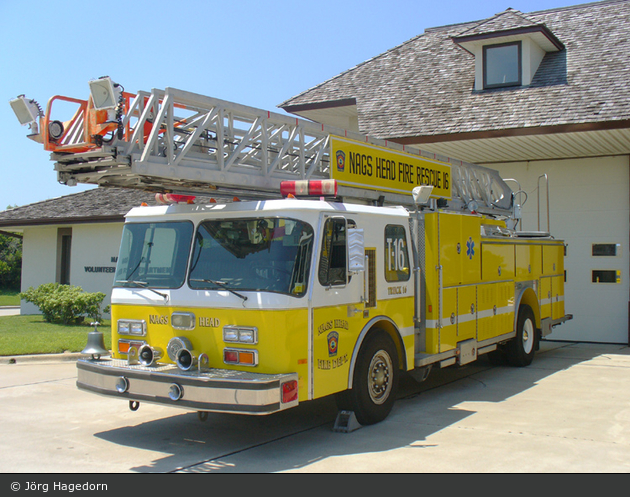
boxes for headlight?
[223,325,257,344]
[171,312,195,330]
[238,328,256,343]
[118,319,146,336]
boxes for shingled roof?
[455,7,548,37]
[0,188,220,229]
[279,0,630,141]
[0,187,275,230]
[0,188,156,228]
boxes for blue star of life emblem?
[466,237,475,259]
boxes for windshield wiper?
[190,278,248,302]
[115,279,169,302]
[125,256,144,281]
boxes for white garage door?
[493,156,629,344]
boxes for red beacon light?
[155,193,196,205]
[280,179,337,198]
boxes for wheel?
[335,330,399,425]
[506,304,537,367]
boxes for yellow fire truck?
[11,78,571,426]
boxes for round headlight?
[48,120,64,140]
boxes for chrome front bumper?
[76,358,299,415]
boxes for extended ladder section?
[22,82,514,216]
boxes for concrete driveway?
[0,306,19,317]
[0,340,628,473]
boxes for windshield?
[114,221,194,289]
[189,218,314,297]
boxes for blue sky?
[0,0,584,208]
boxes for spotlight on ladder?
[412,185,434,206]
[88,76,120,110]
[81,322,109,360]
[9,95,42,125]
[10,95,43,142]
[48,120,65,141]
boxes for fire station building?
[279,0,630,345]
[0,0,629,344]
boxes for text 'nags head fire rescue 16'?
[331,136,451,199]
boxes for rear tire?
[335,330,399,425]
[507,305,537,367]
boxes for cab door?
[311,215,366,399]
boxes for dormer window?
[452,10,564,92]
[483,41,522,88]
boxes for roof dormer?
[452,8,564,91]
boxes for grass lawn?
[0,289,20,307]
[0,315,112,356]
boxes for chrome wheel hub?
[522,318,535,354]
[368,350,393,405]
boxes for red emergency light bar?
[155,193,196,205]
[280,179,337,197]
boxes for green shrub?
[19,283,110,325]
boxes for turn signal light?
[118,339,145,355]
[223,348,258,366]
[238,351,255,365]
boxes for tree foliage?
[0,232,22,290]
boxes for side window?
[384,225,410,282]
[319,217,348,286]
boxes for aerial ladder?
[11,77,517,219]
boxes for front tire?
[507,305,537,367]
[336,330,399,425]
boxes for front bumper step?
[76,358,299,415]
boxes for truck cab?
[79,197,414,424]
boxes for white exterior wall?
[491,155,629,344]
[20,227,58,315]
[69,223,124,312]
[522,38,546,87]
[20,222,124,316]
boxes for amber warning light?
[280,179,337,198]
